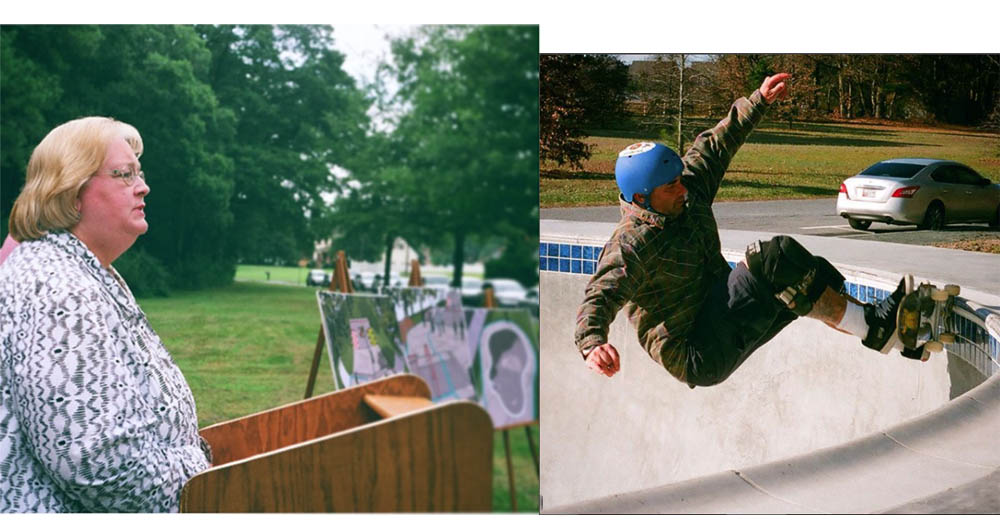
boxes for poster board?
[467,308,540,429]
[317,290,539,428]
[317,292,408,390]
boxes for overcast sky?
[329,24,418,133]
[329,25,415,88]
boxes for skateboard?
[891,274,961,361]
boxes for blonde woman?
[0,117,210,512]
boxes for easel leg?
[524,425,539,477]
[304,328,325,399]
[503,429,517,512]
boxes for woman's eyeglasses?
[109,168,146,186]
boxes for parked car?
[306,269,330,287]
[523,285,539,317]
[836,158,1000,230]
[372,273,404,291]
[422,274,452,292]
[485,278,528,307]
[461,277,484,305]
[523,285,539,307]
[352,271,376,292]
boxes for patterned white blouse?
[0,231,210,512]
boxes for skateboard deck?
[892,275,960,361]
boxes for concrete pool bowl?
[539,220,1000,514]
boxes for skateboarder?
[575,73,915,388]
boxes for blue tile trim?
[539,241,604,277]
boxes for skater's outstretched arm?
[681,73,789,204]
[575,240,646,366]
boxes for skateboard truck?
[894,275,960,362]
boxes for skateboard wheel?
[924,340,944,353]
[939,332,957,344]
[930,288,949,302]
[945,284,960,297]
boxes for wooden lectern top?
[363,394,433,419]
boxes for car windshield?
[463,279,482,289]
[858,162,925,179]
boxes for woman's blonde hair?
[8,117,144,241]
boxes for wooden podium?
[179,374,493,512]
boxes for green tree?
[1,25,104,238]
[195,25,369,267]
[346,25,539,288]
[540,54,629,169]
[1,25,237,289]
[2,25,370,290]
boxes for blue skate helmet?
[615,142,684,209]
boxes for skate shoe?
[862,275,911,354]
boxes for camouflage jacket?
[575,90,769,382]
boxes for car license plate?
[860,188,876,198]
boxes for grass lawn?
[541,119,1000,207]
[139,281,537,512]
[234,264,314,285]
[234,264,483,286]
[493,426,540,512]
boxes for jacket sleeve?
[682,89,769,204]
[574,238,647,359]
[11,286,205,512]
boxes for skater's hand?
[759,73,791,104]
[585,343,620,377]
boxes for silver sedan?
[836,158,1000,230]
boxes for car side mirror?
[978,177,992,186]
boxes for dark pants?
[685,262,798,387]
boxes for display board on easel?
[304,250,354,399]
[306,256,539,511]
[316,288,539,429]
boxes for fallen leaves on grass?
[933,238,1000,254]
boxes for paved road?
[540,198,999,247]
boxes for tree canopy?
[331,25,540,287]
[2,24,540,292]
[539,54,629,169]
[662,54,1000,126]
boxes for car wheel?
[848,218,872,230]
[920,203,946,231]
